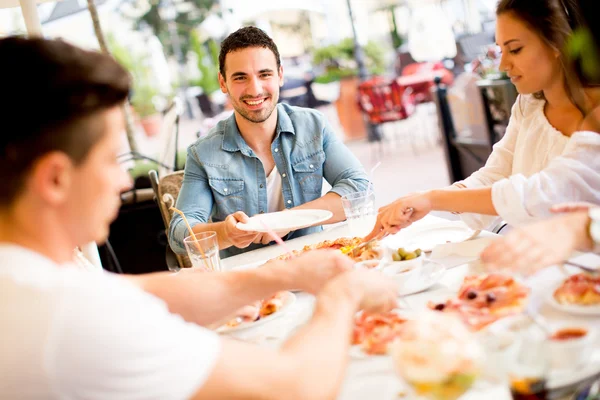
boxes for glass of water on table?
[183,231,221,271]
[341,191,377,237]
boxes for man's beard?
[234,93,278,123]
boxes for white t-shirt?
[266,165,285,213]
[0,244,220,400]
[458,95,600,230]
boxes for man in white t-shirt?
[0,37,397,399]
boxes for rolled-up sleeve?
[168,146,214,254]
[321,119,370,198]
[491,130,600,226]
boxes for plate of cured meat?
[349,310,413,358]
[427,273,530,331]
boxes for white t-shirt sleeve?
[491,130,600,226]
[46,273,220,400]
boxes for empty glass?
[341,191,376,237]
[183,231,221,272]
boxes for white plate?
[236,209,333,232]
[216,291,296,334]
[382,259,446,296]
[385,221,477,253]
[546,286,600,316]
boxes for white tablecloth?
[220,215,600,400]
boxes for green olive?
[414,249,422,257]
[392,252,402,262]
[404,252,417,260]
[397,248,407,257]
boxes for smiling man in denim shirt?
[169,27,370,258]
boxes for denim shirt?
[169,103,370,258]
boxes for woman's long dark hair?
[496,0,591,113]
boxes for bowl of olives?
[380,247,425,275]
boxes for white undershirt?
[266,165,285,213]
[457,94,600,230]
[0,244,220,400]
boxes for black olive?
[434,303,445,311]
[486,293,497,303]
[466,291,477,300]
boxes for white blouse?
[458,94,600,230]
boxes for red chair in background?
[357,76,419,155]
[399,61,454,104]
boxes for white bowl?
[379,249,425,276]
[354,259,383,271]
[548,325,596,371]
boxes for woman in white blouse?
[366,0,600,239]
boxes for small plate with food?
[546,273,600,316]
[216,291,296,334]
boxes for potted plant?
[312,39,386,140]
[131,84,161,137]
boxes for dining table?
[219,215,600,400]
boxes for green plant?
[131,85,159,117]
[312,38,387,82]
[108,34,159,117]
[190,31,220,95]
[134,0,217,57]
[568,27,600,82]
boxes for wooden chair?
[149,170,193,270]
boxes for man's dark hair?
[0,37,130,206]
[218,26,281,79]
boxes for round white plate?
[236,209,333,233]
[382,259,446,296]
[216,291,296,334]
[546,287,600,316]
[385,221,477,253]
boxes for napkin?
[429,237,498,269]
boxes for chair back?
[357,77,416,125]
[149,170,192,269]
[157,97,184,177]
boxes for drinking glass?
[183,231,221,271]
[341,191,376,237]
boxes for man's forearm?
[294,192,345,223]
[191,278,361,400]
[278,280,360,399]
[429,187,498,215]
[128,260,296,326]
